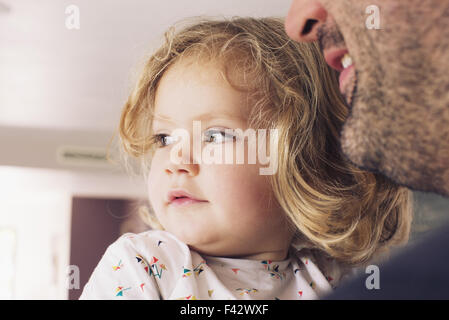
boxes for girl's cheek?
[147,158,164,206]
[211,165,270,203]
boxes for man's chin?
[341,117,449,198]
[340,127,378,173]
[339,83,382,175]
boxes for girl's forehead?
[153,60,251,125]
[161,57,243,93]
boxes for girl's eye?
[152,134,176,148]
[203,129,235,144]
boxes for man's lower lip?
[339,64,355,93]
[169,198,208,207]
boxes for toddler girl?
[80,17,412,300]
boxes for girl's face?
[147,60,294,260]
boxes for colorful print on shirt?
[136,254,166,279]
[261,260,286,280]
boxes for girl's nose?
[285,0,328,42]
[165,161,199,177]
[164,137,199,177]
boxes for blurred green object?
[411,191,449,243]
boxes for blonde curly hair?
[118,17,413,267]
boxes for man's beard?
[316,23,345,53]
[317,20,449,196]
[339,39,449,197]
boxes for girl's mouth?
[167,189,208,207]
[170,197,208,207]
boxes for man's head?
[285,0,449,196]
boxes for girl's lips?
[167,189,208,207]
[169,197,208,207]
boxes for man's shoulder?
[326,224,449,299]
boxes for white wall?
[0,166,146,299]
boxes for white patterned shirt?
[80,230,350,300]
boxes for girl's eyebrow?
[153,112,244,123]
[152,114,177,124]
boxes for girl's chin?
[172,229,220,249]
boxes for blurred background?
[1,0,448,300]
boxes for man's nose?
[285,0,328,42]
